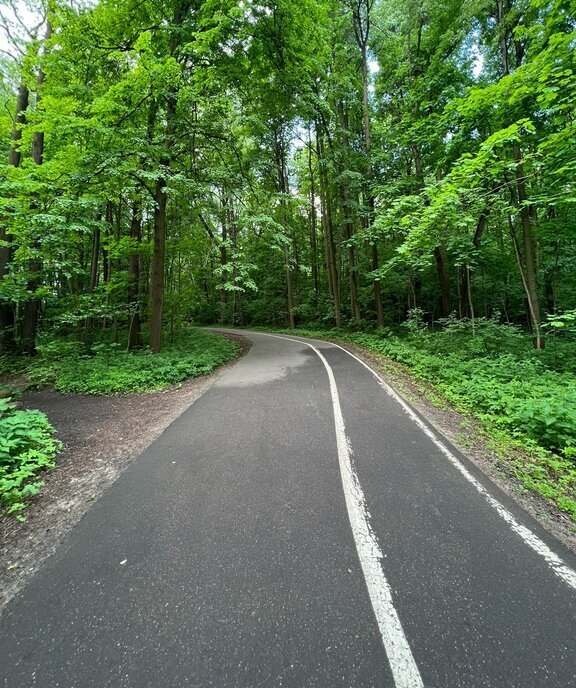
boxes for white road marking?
[305,335,576,592]
[261,332,424,688]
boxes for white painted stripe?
[262,332,424,688]
[301,335,576,592]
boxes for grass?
[254,320,576,522]
[1,327,239,396]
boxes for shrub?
[25,327,238,395]
[0,398,61,518]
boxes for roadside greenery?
[2,328,238,395]
[259,321,576,521]
[0,398,61,519]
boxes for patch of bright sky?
[0,0,44,59]
[472,43,484,78]
[0,0,95,60]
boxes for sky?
[0,1,45,60]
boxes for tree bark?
[338,104,361,321]
[513,146,542,347]
[274,128,296,329]
[21,20,52,354]
[357,26,384,326]
[316,127,341,326]
[149,176,167,353]
[0,83,29,354]
[148,5,182,353]
[495,0,541,347]
[434,246,452,317]
[127,200,142,349]
[88,222,101,293]
[220,215,228,324]
[307,127,319,304]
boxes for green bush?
[26,328,238,395]
[0,398,62,518]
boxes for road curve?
[1,330,575,688]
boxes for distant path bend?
[1,329,575,688]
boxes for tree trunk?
[220,217,228,324]
[21,21,52,354]
[307,128,319,304]
[149,177,167,354]
[495,0,541,347]
[358,39,384,327]
[89,223,100,292]
[8,83,29,168]
[460,209,489,317]
[496,0,510,76]
[513,146,542,347]
[127,201,142,349]
[338,104,361,321]
[148,6,182,352]
[434,246,452,317]
[0,83,29,354]
[274,129,296,329]
[316,127,341,326]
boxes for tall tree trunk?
[228,200,244,327]
[413,142,452,318]
[220,217,228,324]
[148,6,182,353]
[8,83,29,168]
[460,209,489,317]
[307,128,319,304]
[353,6,384,327]
[21,20,52,354]
[316,127,341,327]
[149,177,167,353]
[274,128,296,329]
[496,0,510,76]
[338,104,361,321]
[149,201,166,352]
[513,147,542,348]
[0,83,29,354]
[127,201,142,349]
[434,246,452,317]
[88,221,101,293]
[495,0,541,347]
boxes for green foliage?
[350,323,576,456]
[24,329,238,395]
[0,398,62,518]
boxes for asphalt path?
[1,330,576,687]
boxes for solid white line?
[310,336,576,592]
[261,332,424,688]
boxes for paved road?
[1,330,576,688]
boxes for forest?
[0,0,575,520]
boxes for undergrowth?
[12,327,238,395]
[0,398,61,519]
[257,319,576,521]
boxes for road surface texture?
[1,330,575,688]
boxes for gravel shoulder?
[0,334,251,615]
